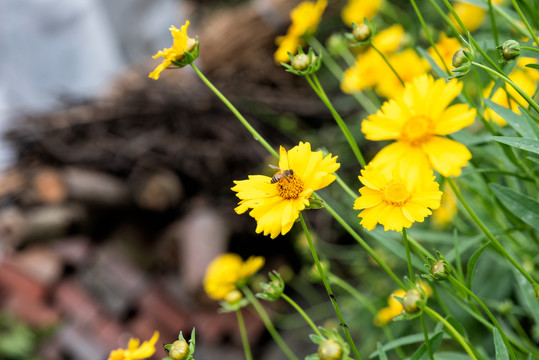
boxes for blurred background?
[0,0,367,359]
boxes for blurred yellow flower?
[149,21,197,80]
[203,253,265,300]
[362,75,476,177]
[371,24,405,54]
[354,164,442,231]
[432,183,457,229]
[375,49,429,99]
[232,142,340,238]
[484,62,538,126]
[341,0,384,27]
[450,0,504,33]
[274,0,327,63]
[427,33,462,70]
[374,282,432,326]
[108,331,159,360]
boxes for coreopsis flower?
[274,0,328,63]
[203,253,265,300]
[232,142,340,238]
[362,75,476,177]
[427,33,462,70]
[449,0,504,33]
[108,331,159,360]
[341,0,383,27]
[484,64,537,125]
[149,21,197,80]
[371,24,405,54]
[354,164,442,231]
[375,49,429,99]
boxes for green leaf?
[410,332,444,360]
[484,99,538,139]
[369,333,450,358]
[466,242,491,289]
[493,328,510,360]
[525,63,539,70]
[377,342,388,360]
[489,183,539,230]
[492,136,539,155]
[519,109,539,140]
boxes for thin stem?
[510,0,539,46]
[472,61,539,113]
[402,229,415,281]
[447,178,538,290]
[299,214,362,360]
[521,46,539,54]
[190,63,278,158]
[236,310,253,360]
[423,306,478,360]
[305,73,366,168]
[242,286,299,360]
[281,293,322,337]
[448,276,517,360]
[488,0,499,47]
[369,43,405,86]
[420,313,434,360]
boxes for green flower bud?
[452,48,468,68]
[402,289,422,313]
[257,271,285,302]
[169,340,189,360]
[353,23,371,42]
[318,339,343,360]
[498,39,520,63]
[292,53,311,71]
[224,290,243,305]
[430,259,449,280]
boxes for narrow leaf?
[410,332,444,360]
[466,242,491,289]
[484,99,537,139]
[493,328,510,360]
[489,183,539,230]
[519,109,539,140]
[377,342,388,360]
[492,136,539,155]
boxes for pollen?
[276,174,304,200]
[401,115,434,145]
[382,180,411,206]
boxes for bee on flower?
[232,142,340,239]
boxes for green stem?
[447,178,539,291]
[190,63,278,158]
[402,229,415,281]
[510,0,539,46]
[448,276,517,360]
[305,73,366,168]
[472,61,539,113]
[423,306,478,360]
[521,46,539,54]
[236,310,253,360]
[281,293,322,337]
[369,43,405,86]
[420,313,434,360]
[242,286,299,360]
[488,0,499,47]
[299,214,362,360]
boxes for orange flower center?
[382,180,411,206]
[401,115,433,145]
[276,174,304,200]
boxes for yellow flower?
[450,0,504,33]
[232,142,340,238]
[341,0,384,27]
[484,65,538,126]
[374,283,432,326]
[362,75,476,177]
[274,0,327,63]
[371,24,405,54]
[354,164,442,231]
[203,253,265,300]
[427,33,462,70]
[432,183,457,229]
[149,21,197,80]
[108,331,159,360]
[375,49,429,99]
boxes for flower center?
[382,180,411,206]
[401,115,433,145]
[276,174,304,200]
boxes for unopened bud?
[499,40,520,62]
[224,290,243,304]
[430,259,449,280]
[403,289,422,313]
[353,23,371,42]
[452,48,468,68]
[318,339,343,360]
[292,53,312,71]
[169,340,189,360]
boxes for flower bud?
[353,23,371,42]
[452,48,468,68]
[169,340,188,360]
[402,289,422,313]
[498,40,520,62]
[317,339,343,360]
[430,259,449,280]
[292,53,312,71]
[224,290,243,305]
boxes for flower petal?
[434,104,476,135]
[421,137,472,176]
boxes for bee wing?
[268,164,281,170]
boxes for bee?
[269,164,294,184]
